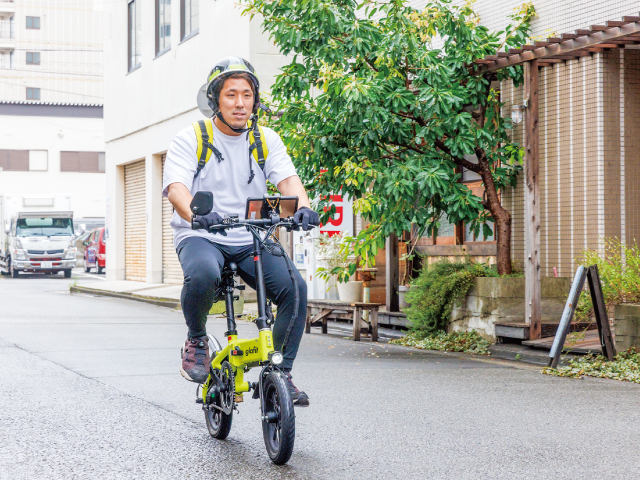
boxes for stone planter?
[449,276,572,340]
[338,281,363,303]
[399,285,412,311]
[615,303,640,351]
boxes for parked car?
[83,227,106,274]
[75,230,93,267]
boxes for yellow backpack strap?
[248,120,268,172]
[192,119,223,179]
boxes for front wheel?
[262,371,295,465]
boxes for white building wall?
[104,0,289,282]
[408,0,640,40]
[0,113,106,219]
[0,0,103,104]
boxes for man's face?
[218,77,254,129]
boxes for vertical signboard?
[293,194,353,299]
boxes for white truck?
[0,195,77,278]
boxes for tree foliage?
[245,0,535,273]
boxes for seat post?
[223,264,238,336]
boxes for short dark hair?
[213,72,256,102]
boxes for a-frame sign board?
[548,265,616,368]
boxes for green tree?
[245,0,535,274]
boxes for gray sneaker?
[285,372,309,407]
[180,336,210,383]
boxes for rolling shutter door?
[124,160,146,281]
[162,155,183,284]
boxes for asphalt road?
[1,273,640,479]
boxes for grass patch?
[390,330,491,355]
[542,348,640,384]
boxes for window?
[0,150,29,171]
[26,87,40,100]
[60,152,106,173]
[29,151,48,171]
[26,52,40,65]
[181,0,198,40]
[156,0,171,56]
[26,16,40,29]
[128,0,141,72]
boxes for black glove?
[195,212,227,236]
[293,206,320,231]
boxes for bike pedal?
[235,285,246,291]
[234,394,244,403]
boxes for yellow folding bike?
[190,192,301,465]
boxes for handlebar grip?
[191,218,206,230]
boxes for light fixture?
[511,99,529,125]
[511,104,523,125]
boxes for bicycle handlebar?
[191,215,300,233]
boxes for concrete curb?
[70,285,180,309]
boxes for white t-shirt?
[162,119,298,248]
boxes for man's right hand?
[194,212,227,235]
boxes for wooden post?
[386,233,399,312]
[352,307,362,341]
[524,59,541,340]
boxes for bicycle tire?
[205,364,233,439]
[261,371,295,465]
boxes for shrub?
[543,348,640,384]
[390,330,491,355]
[404,258,499,337]
[575,238,640,320]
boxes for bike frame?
[201,232,277,400]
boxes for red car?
[83,227,106,274]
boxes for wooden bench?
[305,300,382,342]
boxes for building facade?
[0,0,105,226]
[414,0,640,278]
[103,0,289,283]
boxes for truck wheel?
[10,263,19,278]
[64,270,72,279]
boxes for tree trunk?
[493,205,512,275]
[479,160,512,276]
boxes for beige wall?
[502,49,640,277]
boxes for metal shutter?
[162,155,183,284]
[124,160,146,281]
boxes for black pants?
[176,236,307,371]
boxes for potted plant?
[315,232,363,302]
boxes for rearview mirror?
[190,191,213,216]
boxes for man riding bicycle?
[162,57,319,407]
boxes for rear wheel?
[204,361,234,439]
[96,263,103,274]
[64,270,72,279]
[262,371,295,465]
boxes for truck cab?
[1,212,77,278]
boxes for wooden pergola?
[474,16,640,339]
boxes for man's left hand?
[293,207,320,231]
